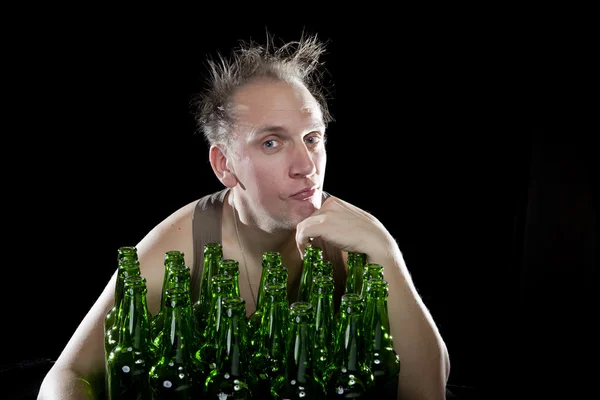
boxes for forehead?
[230,79,324,136]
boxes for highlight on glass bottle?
[102,244,402,398]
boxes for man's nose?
[289,144,317,178]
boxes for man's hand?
[296,195,395,260]
[296,194,450,400]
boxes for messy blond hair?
[192,31,334,146]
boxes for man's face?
[227,78,327,232]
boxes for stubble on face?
[226,79,327,234]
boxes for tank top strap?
[190,187,229,302]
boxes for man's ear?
[209,144,238,188]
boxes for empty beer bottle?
[360,263,384,298]
[193,243,223,332]
[148,287,203,398]
[152,250,189,340]
[344,252,367,295]
[310,275,336,392]
[104,247,141,357]
[297,245,323,303]
[314,259,333,279]
[363,279,401,398]
[324,293,374,398]
[247,252,287,354]
[310,259,333,298]
[255,251,283,308]
[271,302,325,399]
[196,274,235,373]
[247,265,288,355]
[106,275,153,399]
[249,282,289,398]
[152,264,201,356]
[204,296,259,399]
[219,259,241,297]
[159,251,187,306]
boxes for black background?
[3,6,596,399]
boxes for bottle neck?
[364,284,394,352]
[312,280,335,345]
[218,301,247,377]
[257,269,287,311]
[345,253,366,294]
[199,245,224,309]
[333,295,365,373]
[257,289,289,360]
[161,266,191,311]
[117,285,151,350]
[284,304,314,383]
[156,295,194,363]
[206,277,235,342]
[339,313,363,371]
[115,262,141,307]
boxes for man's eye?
[306,136,321,145]
[263,140,277,149]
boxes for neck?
[226,190,302,272]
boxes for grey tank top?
[189,187,346,310]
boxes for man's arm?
[37,368,99,399]
[38,201,196,399]
[37,273,118,399]
[296,195,450,400]
[368,234,450,400]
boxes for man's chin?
[295,199,320,218]
[272,197,320,229]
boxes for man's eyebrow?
[310,122,326,132]
[252,123,326,137]
[253,125,286,136]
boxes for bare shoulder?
[137,199,198,254]
[135,198,200,315]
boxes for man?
[38,32,450,399]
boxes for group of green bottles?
[103,243,400,399]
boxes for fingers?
[295,195,378,258]
[296,214,326,257]
[296,238,313,259]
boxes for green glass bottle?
[360,263,384,298]
[204,296,259,399]
[310,260,333,299]
[297,245,323,303]
[219,259,241,297]
[152,264,200,355]
[104,247,141,359]
[247,265,288,355]
[106,275,154,399]
[105,247,139,330]
[152,250,189,341]
[324,293,374,398]
[196,274,235,373]
[314,259,333,278]
[248,282,290,398]
[363,279,401,398]
[193,243,223,332]
[344,252,367,295]
[247,255,288,354]
[148,286,203,398]
[310,275,336,392]
[271,302,325,399]
[159,250,187,306]
[246,255,272,340]
[255,251,283,308]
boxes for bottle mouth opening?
[290,301,312,312]
[341,293,362,303]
